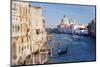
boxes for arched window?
[12,42,17,59]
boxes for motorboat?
[57,46,68,55]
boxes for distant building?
[57,15,71,33]
[88,19,96,37]
[72,24,88,35]
[57,15,88,35]
[12,1,48,65]
[69,18,76,25]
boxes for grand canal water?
[47,33,96,64]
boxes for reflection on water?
[47,33,96,63]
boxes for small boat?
[57,47,68,55]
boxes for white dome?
[60,15,69,25]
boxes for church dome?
[60,15,69,25]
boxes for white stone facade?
[11,1,48,65]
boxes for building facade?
[12,1,30,65]
[29,5,48,64]
[88,19,96,37]
[71,24,88,35]
[12,1,48,66]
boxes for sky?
[30,2,96,28]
